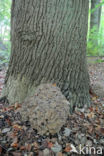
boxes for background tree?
[90,0,102,31]
[87,0,104,56]
[2,0,90,112]
[87,0,102,56]
[0,0,11,64]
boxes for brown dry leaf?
[79,112,85,119]
[97,127,104,135]
[88,126,94,134]
[64,144,72,152]
[13,136,18,142]
[52,83,56,87]
[2,107,8,112]
[20,146,26,150]
[14,102,21,109]
[95,118,100,125]
[100,128,104,135]
[13,124,22,131]
[87,112,95,118]
[33,142,39,150]
[95,106,98,112]
[48,142,53,148]
[11,137,18,148]
[89,106,94,112]
[7,132,17,139]
[11,142,18,148]
[92,96,97,101]
[4,106,14,111]
[95,125,104,135]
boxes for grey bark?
[2,0,90,112]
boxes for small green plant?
[95,59,104,63]
[87,26,99,56]
[87,24,104,56]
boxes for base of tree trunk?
[1,75,36,104]
[1,74,90,113]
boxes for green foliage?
[87,1,104,56]
[95,59,104,63]
[89,0,104,14]
[87,25,104,56]
[0,0,11,65]
[87,27,98,56]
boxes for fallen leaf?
[52,83,56,87]
[92,96,97,101]
[88,126,94,134]
[99,128,104,135]
[80,112,85,118]
[13,124,22,131]
[14,102,21,109]
[20,146,26,150]
[48,142,53,148]
[64,144,72,152]
[11,137,18,148]
[95,106,98,112]
[2,128,11,134]
[89,106,94,112]
[11,143,18,148]
[95,126,104,135]
[33,142,39,150]
[87,112,95,118]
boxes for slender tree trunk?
[90,0,101,30]
[88,0,102,54]
[2,0,90,112]
[98,4,102,29]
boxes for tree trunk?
[90,0,101,30]
[98,3,102,29]
[88,0,102,55]
[2,0,90,112]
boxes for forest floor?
[0,63,104,156]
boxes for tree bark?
[2,0,90,112]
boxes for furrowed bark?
[2,0,90,112]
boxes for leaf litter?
[0,63,104,156]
